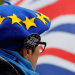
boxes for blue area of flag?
[46,24,75,34]
[35,64,75,75]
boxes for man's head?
[15,34,46,70]
[19,46,39,71]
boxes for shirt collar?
[0,49,39,75]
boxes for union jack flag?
[11,0,75,75]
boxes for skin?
[19,46,40,71]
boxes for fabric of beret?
[0,1,51,50]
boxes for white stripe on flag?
[51,15,75,30]
[18,0,58,10]
[41,32,75,54]
[37,55,75,72]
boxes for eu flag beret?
[0,1,51,50]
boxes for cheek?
[32,47,39,61]
[35,53,39,61]
[33,50,39,61]
[28,47,39,70]
[36,47,40,57]
[36,47,40,60]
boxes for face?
[28,46,40,71]
[19,46,40,71]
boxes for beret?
[0,1,51,50]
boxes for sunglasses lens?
[39,44,45,53]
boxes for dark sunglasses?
[38,42,46,53]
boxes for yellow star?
[0,15,6,25]
[22,17,37,30]
[7,14,22,26]
[40,13,50,22]
[35,13,48,25]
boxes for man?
[0,0,51,75]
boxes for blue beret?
[0,1,51,50]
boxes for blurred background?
[1,0,75,75]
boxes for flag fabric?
[10,0,75,75]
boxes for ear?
[19,47,32,60]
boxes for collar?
[0,49,39,75]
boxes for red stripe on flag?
[14,0,24,6]
[35,0,75,20]
[39,48,75,63]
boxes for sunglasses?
[24,34,46,53]
[38,42,46,53]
